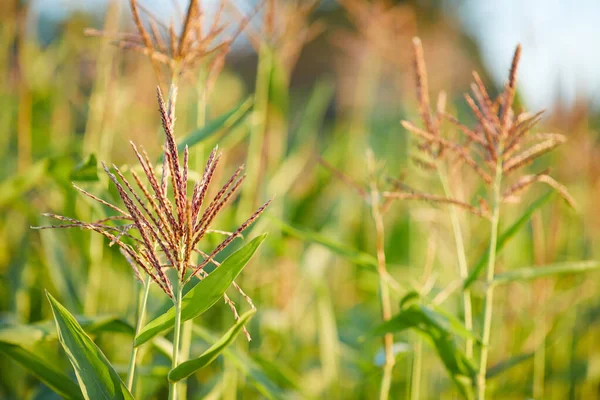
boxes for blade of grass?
[492,260,600,286]
[159,98,252,161]
[374,304,479,342]
[486,352,534,379]
[272,218,377,268]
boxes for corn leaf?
[251,355,305,394]
[493,260,600,286]
[70,153,99,182]
[486,352,534,379]
[294,79,335,140]
[464,191,554,289]
[374,304,476,399]
[273,218,377,268]
[0,159,49,209]
[46,292,134,400]
[168,310,256,382]
[135,234,267,346]
[0,316,134,348]
[375,304,479,341]
[193,324,285,400]
[170,98,253,157]
[258,45,289,117]
[0,343,83,400]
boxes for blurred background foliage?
[1,0,600,398]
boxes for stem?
[178,321,193,400]
[169,282,184,400]
[373,202,394,400]
[368,154,395,400]
[126,276,151,391]
[477,158,503,399]
[239,44,271,218]
[437,163,474,358]
[410,338,422,400]
[532,322,546,399]
[176,68,208,400]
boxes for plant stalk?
[368,155,395,400]
[239,44,271,218]
[477,157,503,399]
[169,282,184,400]
[410,337,422,400]
[176,67,209,400]
[437,163,474,358]
[126,275,151,391]
[532,321,546,399]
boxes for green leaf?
[135,234,267,346]
[375,304,479,342]
[399,291,420,308]
[424,306,481,343]
[272,218,377,268]
[486,352,534,379]
[165,98,252,159]
[265,48,289,116]
[425,330,475,400]
[0,324,54,346]
[0,159,49,209]
[0,316,134,348]
[493,260,600,286]
[168,310,256,382]
[193,325,285,400]
[374,305,424,335]
[251,355,305,394]
[464,191,554,289]
[70,153,99,181]
[46,292,134,400]
[76,315,135,336]
[374,304,476,399]
[294,79,335,140]
[0,343,83,400]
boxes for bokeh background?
[2,0,600,399]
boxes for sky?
[457,0,600,110]
[28,0,600,111]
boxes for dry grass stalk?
[382,191,488,219]
[317,156,368,200]
[35,86,270,335]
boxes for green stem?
[532,317,546,398]
[410,338,422,400]
[437,163,474,358]
[126,276,151,391]
[477,158,503,399]
[176,67,208,400]
[239,44,271,219]
[380,364,393,400]
[169,282,184,400]
[368,158,395,400]
[178,321,193,400]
